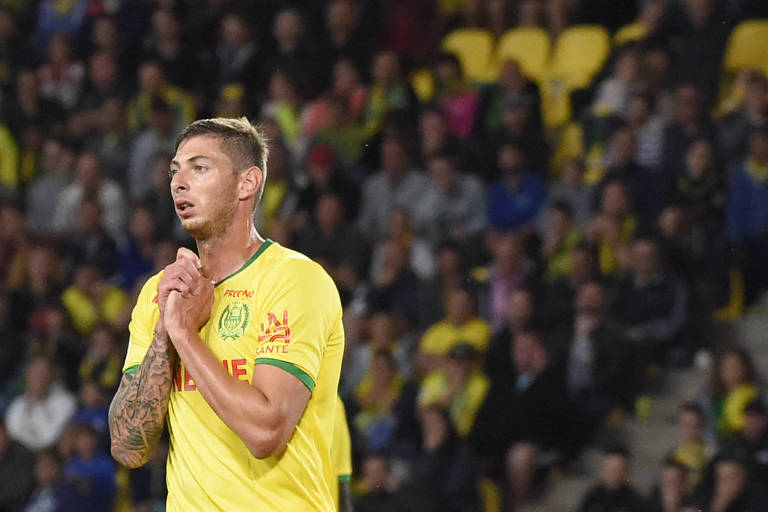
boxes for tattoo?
[108,328,176,468]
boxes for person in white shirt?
[5,356,76,452]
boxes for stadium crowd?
[2,0,768,511]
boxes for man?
[577,447,646,512]
[108,117,345,511]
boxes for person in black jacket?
[577,446,647,512]
[415,405,481,512]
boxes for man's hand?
[164,277,214,342]
[158,248,205,317]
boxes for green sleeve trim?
[338,474,352,483]
[255,358,315,392]
[123,364,141,375]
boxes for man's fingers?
[176,247,201,268]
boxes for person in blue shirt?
[487,142,547,232]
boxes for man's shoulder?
[256,242,336,290]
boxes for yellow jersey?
[331,396,353,510]
[123,240,345,512]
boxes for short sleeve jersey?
[123,240,344,512]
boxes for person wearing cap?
[417,341,490,438]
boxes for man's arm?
[108,324,176,468]
[164,284,311,459]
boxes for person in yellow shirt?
[670,402,714,491]
[417,286,491,376]
[418,343,490,437]
[108,117,345,511]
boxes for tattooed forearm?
[109,328,176,468]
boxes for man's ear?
[239,166,262,201]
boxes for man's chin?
[180,219,209,240]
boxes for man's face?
[601,454,629,490]
[170,135,243,240]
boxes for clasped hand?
[158,248,214,341]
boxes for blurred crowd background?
[3,0,768,511]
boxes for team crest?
[217,301,250,340]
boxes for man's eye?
[168,168,178,178]
[195,165,208,172]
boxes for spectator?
[35,0,89,48]
[479,59,542,136]
[625,92,665,171]
[354,453,426,512]
[363,51,418,135]
[70,380,109,442]
[293,144,359,227]
[38,33,84,110]
[0,201,29,287]
[295,192,368,300]
[320,0,375,86]
[23,303,84,392]
[117,206,157,291]
[420,241,467,323]
[8,69,65,140]
[128,60,195,135]
[25,137,74,236]
[411,153,486,245]
[23,449,87,512]
[312,94,369,172]
[354,350,404,452]
[718,71,768,169]
[366,237,426,329]
[127,95,178,201]
[266,8,318,95]
[557,281,628,431]
[545,159,592,229]
[358,137,429,241]
[0,418,35,511]
[592,47,641,117]
[260,69,308,155]
[136,152,176,241]
[661,85,715,175]
[211,12,263,96]
[487,142,547,233]
[674,138,723,223]
[728,398,768,486]
[586,181,637,275]
[61,197,119,279]
[670,402,714,491]
[432,53,480,140]
[577,447,647,512]
[648,457,688,512]
[5,355,76,452]
[417,286,491,376]
[60,263,128,336]
[704,346,759,441]
[727,128,768,295]
[370,209,436,283]
[53,152,126,241]
[344,311,413,397]
[77,324,122,393]
[62,423,115,512]
[610,238,688,386]
[414,405,481,511]
[418,106,466,172]
[476,233,535,329]
[472,330,574,510]
[688,450,767,512]
[540,201,582,281]
[418,343,490,438]
[484,288,535,386]
[142,8,203,92]
[304,57,368,136]
[85,97,133,189]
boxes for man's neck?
[197,218,265,284]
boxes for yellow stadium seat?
[493,27,551,81]
[442,28,496,83]
[723,19,768,73]
[539,77,577,130]
[614,22,647,47]
[549,25,611,89]
[410,68,435,103]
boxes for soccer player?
[108,117,345,511]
